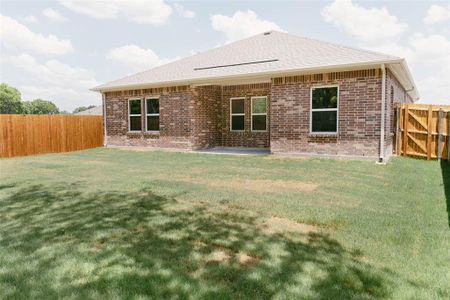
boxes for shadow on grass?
[441,160,450,228]
[0,184,412,299]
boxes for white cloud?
[423,4,450,25]
[321,0,407,42]
[42,8,67,23]
[408,34,450,104]
[174,3,195,18]
[366,33,450,67]
[416,71,450,105]
[9,53,98,87]
[365,33,450,104]
[408,33,450,64]
[22,15,37,23]
[106,44,178,71]
[6,53,100,110]
[320,1,449,104]
[0,15,72,55]
[58,0,172,25]
[211,10,284,43]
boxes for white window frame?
[145,97,160,132]
[230,97,245,132]
[310,85,339,134]
[251,96,268,132]
[128,98,142,132]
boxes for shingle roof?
[93,31,417,99]
[74,105,102,115]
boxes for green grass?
[0,148,448,299]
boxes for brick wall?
[221,83,270,148]
[104,88,193,149]
[103,68,412,160]
[190,85,222,149]
[270,76,382,158]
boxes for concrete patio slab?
[195,147,270,155]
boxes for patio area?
[195,147,270,155]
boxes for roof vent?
[264,31,271,35]
[194,59,278,71]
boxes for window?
[310,86,338,133]
[251,96,267,131]
[128,99,142,131]
[230,98,245,131]
[145,98,159,131]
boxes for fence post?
[448,110,450,162]
[437,109,443,161]
[403,104,409,155]
[395,106,399,155]
[427,105,433,160]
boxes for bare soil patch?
[173,176,318,193]
[262,216,318,234]
[206,250,259,265]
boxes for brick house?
[92,31,418,161]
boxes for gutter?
[379,64,386,163]
[400,59,420,100]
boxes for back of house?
[92,31,418,161]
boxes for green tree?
[25,99,60,114]
[73,105,96,114]
[0,83,24,114]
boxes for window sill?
[309,132,338,137]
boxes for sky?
[0,0,449,111]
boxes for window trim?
[144,96,160,132]
[310,85,339,135]
[251,96,268,132]
[128,98,142,132]
[230,97,245,132]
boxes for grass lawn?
[0,148,448,299]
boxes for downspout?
[379,64,386,163]
[102,93,107,147]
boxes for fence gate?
[394,103,450,160]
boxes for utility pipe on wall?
[379,64,386,163]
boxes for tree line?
[0,83,97,115]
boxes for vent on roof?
[264,31,271,35]
[194,59,278,71]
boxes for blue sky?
[1,0,449,111]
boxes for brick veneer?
[221,83,270,148]
[105,89,193,149]
[103,68,411,159]
[270,76,382,158]
[190,85,222,149]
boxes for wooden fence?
[0,114,103,158]
[394,103,450,160]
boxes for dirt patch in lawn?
[206,249,259,265]
[262,216,318,234]
[175,177,318,193]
